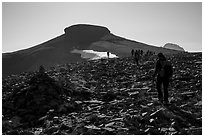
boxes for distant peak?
[163,43,185,51]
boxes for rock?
[87,114,99,124]
[46,109,56,119]
[2,116,22,133]
[34,128,43,135]
[105,122,115,127]
[58,102,80,113]
[102,92,117,102]
[84,100,104,104]
[145,128,160,135]
[84,125,101,130]
[194,101,202,106]
[181,91,196,97]
[45,126,59,135]
[60,123,71,131]
[3,72,67,125]
[128,91,139,97]
[6,130,19,135]
[53,116,59,124]
[103,127,115,132]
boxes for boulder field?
[2,52,202,135]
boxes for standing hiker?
[134,50,139,65]
[131,49,134,57]
[140,50,143,56]
[107,51,110,58]
[152,53,173,104]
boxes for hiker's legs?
[163,78,169,102]
[156,76,163,101]
[135,58,138,65]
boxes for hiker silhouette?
[134,50,139,65]
[140,50,143,56]
[153,53,173,104]
[131,49,134,57]
[107,51,110,58]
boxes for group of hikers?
[106,49,173,104]
[131,49,142,65]
[40,49,172,105]
[131,49,155,65]
[106,49,173,105]
[131,49,173,105]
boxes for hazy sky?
[2,2,202,52]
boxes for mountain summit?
[3,24,182,77]
[64,24,110,44]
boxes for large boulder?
[2,71,65,124]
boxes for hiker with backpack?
[153,53,173,104]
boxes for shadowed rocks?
[2,52,201,135]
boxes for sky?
[2,2,202,53]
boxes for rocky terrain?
[2,52,202,135]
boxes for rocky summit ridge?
[2,51,201,135]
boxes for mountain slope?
[2,52,202,135]
[3,24,182,77]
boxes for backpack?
[158,60,165,77]
[165,62,173,78]
[158,60,173,78]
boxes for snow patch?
[71,49,118,60]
